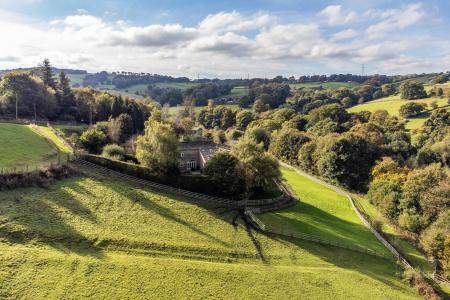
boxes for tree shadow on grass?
[0,179,103,258]
[265,232,414,295]
[262,201,387,254]
[103,179,234,249]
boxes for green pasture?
[0,164,419,299]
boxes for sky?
[0,0,449,78]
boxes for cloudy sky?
[0,0,449,78]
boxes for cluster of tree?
[112,74,190,89]
[147,85,183,106]
[197,101,236,130]
[288,83,396,114]
[184,83,232,106]
[238,83,290,109]
[204,137,281,196]
[82,71,111,87]
[0,59,153,128]
[399,81,427,100]
[399,102,428,118]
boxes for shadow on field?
[0,180,104,258]
[266,232,412,294]
[263,202,385,253]
[104,180,233,248]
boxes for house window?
[187,160,196,170]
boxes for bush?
[80,128,107,153]
[102,144,126,161]
[399,102,427,118]
[0,165,72,190]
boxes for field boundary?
[278,162,413,265]
[277,163,450,289]
[72,159,296,212]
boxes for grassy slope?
[36,125,72,155]
[0,123,56,169]
[259,168,389,255]
[0,165,419,299]
[351,194,432,273]
[348,94,449,130]
[290,82,359,90]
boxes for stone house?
[179,141,217,172]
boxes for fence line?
[245,210,389,259]
[72,159,295,212]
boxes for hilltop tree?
[399,81,427,100]
[40,58,57,90]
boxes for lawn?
[348,95,449,130]
[0,123,57,170]
[0,163,419,299]
[290,82,359,90]
[259,167,389,255]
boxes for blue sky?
[0,0,449,78]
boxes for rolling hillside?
[0,162,420,299]
[348,94,449,130]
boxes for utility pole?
[15,92,18,120]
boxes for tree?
[136,119,179,174]
[79,128,107,153]
[108,113,133,144]
[232,137,281,191]
[432,74,448,84]
[399,81,427,100]
[367,180,402,219]
[0,71,56,120]
[252,99,269,114]
[269,127,310,164]
[40,58,56,90]
[58,71,76,117]
[204,151,246,197]
[111,96,123,118]
[236,110,254,130]
[307,103,349,126]
[399,102,427,118]
[315,133,376,190]
[245,127,270,150]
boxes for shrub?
[102,144,126,161]
[0,165,72,191]
[399,102,427,118]
[80,128,107,153]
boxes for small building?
[179,141,218,172]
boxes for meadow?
[259,168,389,255]
[0,123,57,170]
[0,162,419,299]
[348,94,449,130]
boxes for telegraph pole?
[15,92,18,120]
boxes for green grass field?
[0,123,57,170]
[348,95,449,130]
[230,86,249,97]
[54,124,88,137]
[35,125,72,155]
[259,168,389,255]
[290,82,359,90]
[0,164,419,299]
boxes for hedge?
[79,154,233,197]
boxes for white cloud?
[366,3,424,38]
[319,5,357,25]
[330,29,359,41]
[0,4,447,77]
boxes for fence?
[245,210,389,259]
[73,159,294,212]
